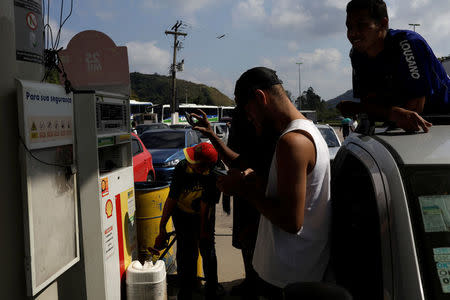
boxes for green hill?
[326,89,360,108]
[130,72,234,106]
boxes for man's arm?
[337,98,432,132]
[217,132,314,234]
[154,196,177,249]
[199,200,211,241]
[404,96,426,113]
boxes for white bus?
[219,106,235,120]
[130,100,159,124]
[130,100,154,116]
[154,104,234,124]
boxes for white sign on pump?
[16,79,79,297]
[17,79,73,150]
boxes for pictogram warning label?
[26,12,37,31]
[27,115,73,147]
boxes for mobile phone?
[185,112,198,126]
[212,168,227,176]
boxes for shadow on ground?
[167,275,248,299]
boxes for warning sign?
[28,116,73,144]
[14,0,43,64]
[26,12,38,30]
[17,80,73,150]
[104,225,115,258]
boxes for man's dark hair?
[346,0,388,23]
[234,67,283,108]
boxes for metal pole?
[171,34,177,116]
[296,62,302,109]
[165,22,187,124]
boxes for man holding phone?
[192,67,331,298]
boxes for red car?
[131,133,155,182]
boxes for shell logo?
[105,199,113,218]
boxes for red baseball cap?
[183,142,218,165]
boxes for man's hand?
[154,228,168,250]
[389,106,432,132]
[191,109,214,137]
[217,168,254,196]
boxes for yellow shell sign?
[105,199,113,218]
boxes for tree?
[285,90,293,102]
[296,86,340,122]
[299,87,323,110]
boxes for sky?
[49,0,450,101]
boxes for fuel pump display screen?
[98,103,124,120]
[96,97,129,134]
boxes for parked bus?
[130,100,153,116]
[155,104,232,124]
[130,100,159,124]
[132,102,235,124]
[219,106,235,120]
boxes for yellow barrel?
[135,182,176,272]
[135,182,204,278]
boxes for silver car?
[198,122,227,144]
[331,120,450,300]
[316,124,341,161]
[212,122,229,144]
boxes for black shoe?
[178,288,193,300]
[230,279,261,299]
[205,283,226,299]
[230,279,252,295]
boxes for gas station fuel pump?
[74,91,137,300]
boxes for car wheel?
[147,171,155,182]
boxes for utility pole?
[165,20,187,124]
[409,23,420,32]
[296,62,303,109]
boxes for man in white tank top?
[192,67,331,297]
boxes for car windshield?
[136,124,168,135]
[170,124,191,129]
[140,131,186,149]
[403,166,450,300]
[318,127,340,147]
